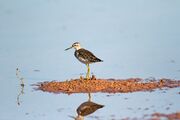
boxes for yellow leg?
[86,64,90,80]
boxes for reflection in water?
[88,93,91,101]
[70,93,104,120]
[17,84,24,106]
[16,68,25,106]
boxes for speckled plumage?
[77,101,104,116]
[74,48,103,64]
[65,42,103,79]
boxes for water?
[0,0,180,120]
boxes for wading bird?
[65,42,103,79]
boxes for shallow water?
[0,0,180,120]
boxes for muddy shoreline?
[34,77,180,94]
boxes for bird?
[69,93,104,120]
[65,42,103,79]
[68,101,104,120]
[76,101,104,116]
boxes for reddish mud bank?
[151,112,180,120]
[121,112,180,120]
[34,77,180,94]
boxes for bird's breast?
[74,51,88,64]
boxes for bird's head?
[65,42,81,51]
[68,115,84,120]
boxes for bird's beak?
[68,115,76,119]
[65,46,73,51]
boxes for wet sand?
[34,76,180,94]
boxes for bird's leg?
[88,93,92,101]
[86,64,90,80]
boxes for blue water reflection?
[0,0,180,120]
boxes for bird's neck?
[75,46,82,50]
[76,115,84,120]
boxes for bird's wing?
[77,49,102,63]
[77,101,104,116]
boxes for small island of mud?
[34,76,180,94]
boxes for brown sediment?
[121,112,180,120]
[151,112,180,120]
[34,76,180,94]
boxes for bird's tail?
[96,58,103,62]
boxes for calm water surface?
[0,0,180,120]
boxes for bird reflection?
[16,68,25,106]
[70,93,104,120]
